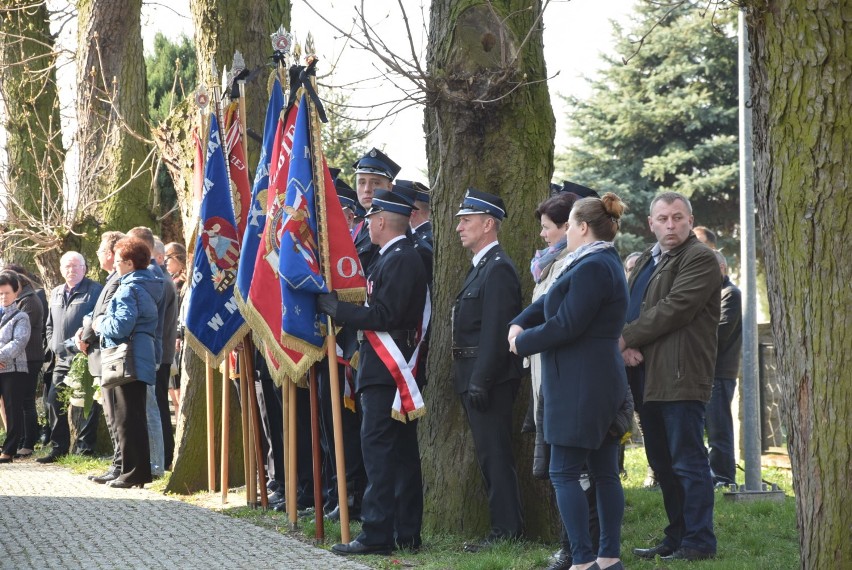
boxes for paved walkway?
[0,462,370,570]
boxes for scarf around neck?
[530,239,568,283]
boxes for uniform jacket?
[46,277,103,373]
[715,276,742,379]
[354,222,380,276]
[452,244,523,395]
[335,237,427,392]
[622,233,720,402]
[513,247,629,449]
[15,281,44,363]
[0,304,31,373]
[81,271,120,375]
[97,269,164,385]
[412,221,433,248]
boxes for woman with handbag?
[93,237,163,488]
[509,194,630,570]
[0,270,32,464]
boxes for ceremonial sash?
[363,288,431,422]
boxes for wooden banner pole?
[308,366,325,541]
[325,330,351,543]
[221,356,231,504]
[237,348,251,505]
[288,380,298,526]
[205,353,216,492]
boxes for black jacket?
[81,271,120,375]
[452,244,523,395]
[16,281,45,363]
[715,276,742,379]
[335,237,428,391]
[45,277,102,373]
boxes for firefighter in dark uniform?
[452,188,525,550]
[319,190,428,556]
[395,180,433,247]
[352,148,401,275]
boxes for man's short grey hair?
[153,238,165,257]
[713,250,728,274]
[649,191,693,215]
[60,251,85,267]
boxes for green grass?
[211,447,798,569]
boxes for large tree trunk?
[422,0,558,540]
[164,0,291,493]
[167,348,245,493]
[0,1,65,267]
[748,2,851,567]
[190,0,291,168]
[75,0,156,247]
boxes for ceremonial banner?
[235,77,284,303]
[224,102,252,243]
[185,113,248,363]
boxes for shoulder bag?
[100,341,136,388]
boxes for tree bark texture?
[75,0,156,239]
[422,0,558,540]
[166,348,245,494]
[190,0,291,169]
[0,0,64,265]
[747,2,851,567]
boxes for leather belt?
[452,346,479,359]
[357,329,417,346]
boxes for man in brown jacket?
[621,192,720,562]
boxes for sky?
[141,0,636,182]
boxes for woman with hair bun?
[509,193,631,570]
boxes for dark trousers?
[318,359,365,511]
[550,442,623,563]
[357,385,423,547]
[73,400,102,453]
[155,363,174,468]
[705,377,736,485]
[112,380,151,484]
[101,385,122,472]
[640,400,716,554]
[46,372,70,455]
[0,371,27,455]
[20,361,42,449]
[255,373,285,486]
[461,378,523,539]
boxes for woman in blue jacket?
[0,271,32,463]
[509,193,629,570]
[94,237,163,488]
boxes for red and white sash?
[364,289,431,422]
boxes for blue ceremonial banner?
[185,113,249,364]
[278,94,327,355]
[236,77,284,302]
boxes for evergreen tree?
[145,33,197,125]
[557,2,738,256]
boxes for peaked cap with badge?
[455,188,508,220]
[352,148,401,181]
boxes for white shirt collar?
[472,240,499,267]
[379,234,407,256]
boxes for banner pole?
[221,356,231,504]
[288,380,298,526]
[205,353,216,492]
[281,380,291,522]
[308,365,325,541]
[325,330,351,543]
[238,347,252,505]
[242,339,269,509]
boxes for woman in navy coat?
[509,193,629,570]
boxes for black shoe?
[661,547,715,561]
[325,504,362,522]
[331,539,393,556]
[545,547,572,570]
[462,533,517,553]
[92,471,120,484]
[108,479,147,489]
[14,449,33,459]
[0,456,12,464]
[36,453,62,464]
[633,543,675,559]
[267,480,282,494]
[395,537,422,552]
[268,490,286,505]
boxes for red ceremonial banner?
[224,103,252,243]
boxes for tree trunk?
[162,0,291,493]
[0,0,65,267]
[422,0,558,540]
[747,2,851,567]
[190,0,291,169]
[75,0,156,248]
[166,347,245,493]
